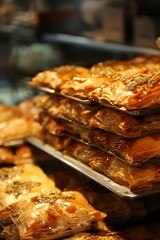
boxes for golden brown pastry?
[0,104,22,123]
[14,145,36,165]
[34,94,160,138]
[51,167,148,227]
[30,54,160,111]
[45,133,73,151]
[30,65,89,90]
[89,55,160,111]
[14,144,52,165]
[0,165,56,193]
[18,98,40,118]
[0,177,59,217]
[0,144,36,166]
[64,141,160,191]
[64,231,126,240]
[0,99,43,146]
[1,191,106,240]
[36,131,160,191]
[46,117,160,164]
[0,116,42,146]
[0,144,51,166]
[0,147,15,164]
[0,165,59,225]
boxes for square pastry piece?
[1,191,106,240]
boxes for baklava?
[34,94,160,138]
[1,191,106,240]
[30,55,160,112]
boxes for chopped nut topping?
[5,180,41,198]
[31,191,75,204]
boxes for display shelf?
[42,33,160,55]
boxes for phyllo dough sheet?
[0,165,58,212]
[64,231,126,240]
[1,191,106,240]
[43,116,160,165]
[34,94,160,138]
[30,65,89,90]
[0,99,42,146]
[30,54,160,111]
[64,141,160,191]
[37,132,160,191]
[50,166,153,227]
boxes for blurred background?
[0,0,160,104]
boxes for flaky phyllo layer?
[1,191,106,240]
[34,94,160,138]
[37,112,160,165]
[0,165,58,209]
[0,99,42,146]
[30,54,160,111]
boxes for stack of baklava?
[0,146,160,239]
[30,54,160,193]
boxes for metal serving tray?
[27,137,160,199]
